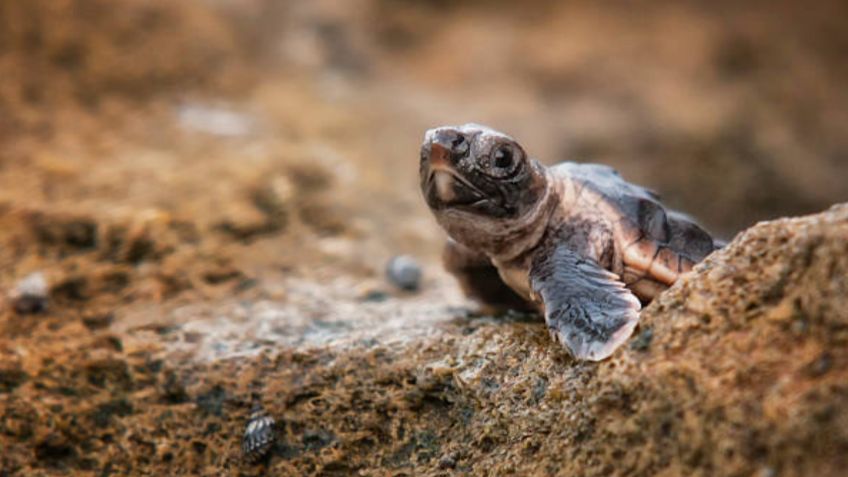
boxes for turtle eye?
[486,143,522,178]
[493,145,513,169]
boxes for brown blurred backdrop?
[0,0,846,241]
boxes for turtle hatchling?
[242,404,275,463]
[420,124,720,361]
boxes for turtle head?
[420,124,549,253]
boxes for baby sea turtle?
[420,124,720,361]
[242,404,275,463]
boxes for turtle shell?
[550,162,717,295]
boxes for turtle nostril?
[451,135,468,155]
[431,130,467,158]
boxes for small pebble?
[359,289,389,303]
[629,328,653,352]
[438,452,458,469]
[386,255,422,291]
[757,467,777,477]
[10,272,49,314]
[242,404,275,463]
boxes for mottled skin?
[420,124,719,360]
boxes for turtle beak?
[420,130,486,207]
[428,141,452,170]
[426,142,461,202]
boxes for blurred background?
[1,1,847,473]
[2,0,847,245]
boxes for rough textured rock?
[2,204,845,476]
[228,204,848,477]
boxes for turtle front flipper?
[444,239,533,312]
[530,245,641,361]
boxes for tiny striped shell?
[242,405,275,463]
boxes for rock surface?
[2,204,846,475]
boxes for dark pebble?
[629,328,653,352]
[438,452,458,469]
[386,255,422,291]
[10,272,49,314]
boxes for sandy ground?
[0,0,847,475]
